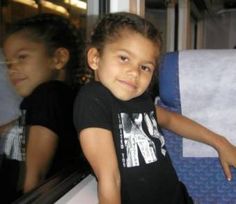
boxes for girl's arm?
[24,125,58,193]
[156,106,236,181]
[0,120,16,135]
[80,128,121,204]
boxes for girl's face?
[3,31,60,97]
[88,30,159,101]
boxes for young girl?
[73,12,236,204]
[3,13,84,195]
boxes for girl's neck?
[52,69,66,81]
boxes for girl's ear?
[87,48,99,71]
[53,48,70,70]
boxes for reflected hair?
[6,13,85,87]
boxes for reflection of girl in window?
[3,13,84,194]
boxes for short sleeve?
[73,82,112,134]
[20,81,75,136]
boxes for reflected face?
[3,31,58,97]
[90,30,159,101]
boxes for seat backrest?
[158,50,236,204]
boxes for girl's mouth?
[118,79,137,90]
[11,77,26,86]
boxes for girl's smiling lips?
[10,76,27,86]
[117,79,137,90]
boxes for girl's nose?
[127,65,140,78]
[6,60,19,71]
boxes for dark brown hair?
[6,13,85,88]
[89,12,162,59]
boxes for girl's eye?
[18,54,28,61]
[119,55,129,62]
[140,65,153,73]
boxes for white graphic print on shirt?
[0,110,26,161]
[119,111,166,168]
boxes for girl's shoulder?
[32,80,74,98]
[35,80,71,92]
[21,81,75,109]
[74,81,113,115]
[79,81,112,99]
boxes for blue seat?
[158,50,236,204]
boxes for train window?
[145,1,168,52]
[0,0,87,45]
[145,0,236,50]
[12,164,91,204]
[0,1,88,203]
[192,0,236,49]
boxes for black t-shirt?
[21,80,80,177]
[74,81,192,204]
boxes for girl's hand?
[216,136,236,181]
